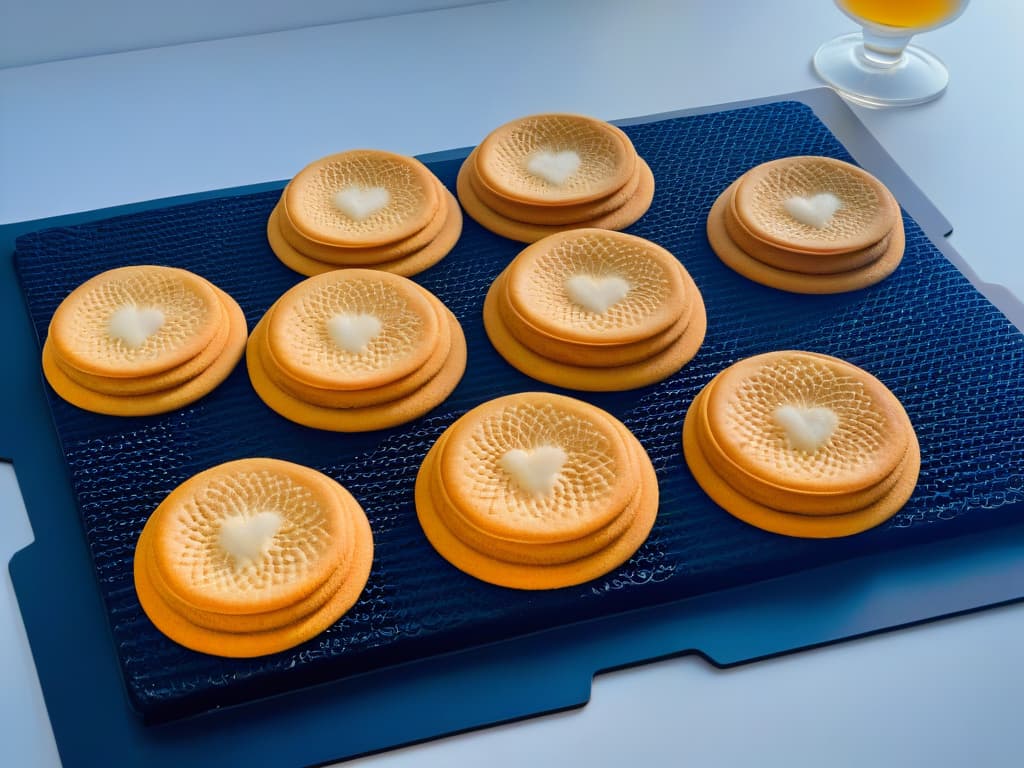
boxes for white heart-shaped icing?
[107,305,165,348]
[526,149,581,186]
[783,193,842,228]
[565,274,630,314]
[772,405,839,453]
[500,445,568,496]
[218,511,282,567]
[327,313,382,353]
[332,185,391,220]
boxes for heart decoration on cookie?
[218,511,283,567]
[500,445,568,496]
[526,149,581,186]
[107,305,165,348]
[327,313,383,353]
[332,185,391,220]
[565,274,631,314]
[772,404,839,453]
[783,193,842,229]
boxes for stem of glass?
[858,27,914,69]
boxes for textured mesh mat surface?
[14,101,1024,722]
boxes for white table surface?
[2,1,1023,766]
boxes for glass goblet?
[813,0,970,108]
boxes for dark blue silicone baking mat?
[4,90,1024,767]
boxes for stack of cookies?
[267,149,462,277]
[247,269,466,431]
[42,265,247,416]
[483,229,706,391]
[416,392,659,590]
[706,156,905,293]
[134,458,373,657]
[457,113,654,242]
[682,351,920,538]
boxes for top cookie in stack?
[706,156,905,293]
[457,113,654,242]
[268,149,462,277]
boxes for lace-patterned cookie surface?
[475,114,635,205]
[43,267,247,416]
[457,114,654,243]
[269,151,461,276]
[682,351,920,538]
[49,265,223,378]
[734,156,898,254]
[483,230,705,390]
[248,270,466,431]
[415,392,659,589]
[134,458,374,657]
[707,157,905,294]
[285,150,439,247]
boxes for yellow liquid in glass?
[839,0,959,28]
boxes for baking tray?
[3,89,1024,767]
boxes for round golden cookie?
[257,291,454,410]
[266,269,440,391]
[51,297,233,397]
[464,146,643,226]
[140,481,356,634]
[704,351,912,495]
[284,150,439,248]
[457,154,655,243]
[429,427,644,566]
[134,459,374,657]
[474,114,636,206]
[268,188,462,278]
[505,229,688,345]
[496,269,695,367]
[439,392,636,542]
[692,386,909,516]
[275,174,451,265]
[246,306,466,432]
[49,265,224,379]
[707,180,906,294]
[682,392,920,538]
[733,156,899,254]
[416,393,659,589]
[42,285,247,416]
[483,270,706,392]
[146,458,354,614]
[724,192,891,275]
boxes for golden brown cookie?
[247,269,466,431]
[707,180,905,294]
[724,192,891,275]
[732,156,899,254]
[49,265,224,379]
[257,292,454,410]
[682,351,920,537]
[415,392,659,589]
[51,296,233,396]
[268,188,462,278]
[266,269,440,391]
[43,282,247,416]
[474,114,636,205]
[705,351,910,494]
[482,230,706,390]
[276,174,451,265]
[285,150,440,248]
[505,229,687,345]
[496,271,696,367]
[457,154,655,244]
[465,146,644,226]
[133,458,374,657]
